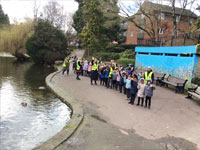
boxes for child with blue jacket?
[129,76,138,105]
[144,80,156,109]
[124,75,131,100]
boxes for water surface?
[0,57,71,150]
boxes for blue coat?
[130,81,138,94]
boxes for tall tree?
[26,19,68,64]
[73,0,122,44]
[81,0,107,54]
[72,0,85,35]
[0,4,10,28]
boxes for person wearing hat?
[144,66,154,84]
[137,78,145,106]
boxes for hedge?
[120,49,135,59]
[191,77,200,86]
[105,44,148,53]
[117,58,135,67]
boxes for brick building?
[123,1,198,46]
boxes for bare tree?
[119,0,170,42]
[33,0,40,22]
[65,13,77,45]
[168,0,196,46]
[42,0,66,29]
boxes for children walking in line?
[112,70,117,89]
[129,76,138,105]
[100,66,105,85]
[87,62,92,77]
[104,66,109,87]
[119,71,125,93]
[137,78,145,106]
[144,80,156,109]
[83,60,88,76]
[124,75,131,100]
[116,68,120,91]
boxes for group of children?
[63,57,156,109]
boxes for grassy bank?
[0,21,34,57]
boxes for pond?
[0,57,71,150]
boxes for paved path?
[54,50,200,149]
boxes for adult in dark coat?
[91,57,99,85]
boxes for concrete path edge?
[34,70,84,150]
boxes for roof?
[135,45,197,54]
[141,1,198,18]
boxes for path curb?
[34,70,84,150]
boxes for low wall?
[34,70,84,150]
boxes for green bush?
[26,19,68,64]
[120,49,135,59]
[120,44,137,50]
[95,52,120,61]
[105,44,145,53]
[197,44,200,54]
[117,58,135,67]
[105,45,125,53]
[191,77,200,86]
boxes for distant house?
[123,1,198,46]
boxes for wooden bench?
[154,72,166,85]
[161,75,188,93]
[187,86,200,100]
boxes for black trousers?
[124,87,126,94]
[100,78,104,85]
[130,94,136,104]
[107,77,112,88]
[137,97,144,106]
[112,80,117,89]
[119,84,123,93]
[91,78,97,85]
[104,78,108,87]
[62,68,69,75]
[145,96,152,107]
[126,89,130,99]
[116,81,119,91]
[76,72,80,79]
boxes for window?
[123,31,126,36]
[176,16,180,22]
[141,14,145,19]
[124,22,128,28]
[159,13,165,20]
[190,18,194,24]
[138,29,144,33]
[151,53,163,56]
[172,30,178,37]
[130,31,134,37]
[138,52,149,55]
[165,53,178,56]
[158,27,163,34]
[180,53,193,57]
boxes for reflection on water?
[0,57,71,150]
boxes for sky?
[0,0,199,24]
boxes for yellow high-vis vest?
[76,60,81,70]
[62,60,66,67]
[109,67,113,78]
[92,63,98,71]
[144,72,153,84]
